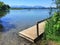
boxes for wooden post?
[37,22,39,37]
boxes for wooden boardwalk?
[19,21,46,42]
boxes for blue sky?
[0,0,56,7]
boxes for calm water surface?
[0,9,53,32]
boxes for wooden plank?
[19,21,46,42]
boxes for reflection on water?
[0,11,8,32]
[0,24,3,32]
[0,10,9,18]
[0,10,16,32]
[0,9,55,33]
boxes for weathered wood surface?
[19,21,46,42]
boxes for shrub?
[45,12,60,41]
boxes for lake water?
[0,9,54,32]
[0,9,56,45]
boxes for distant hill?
[11,5,47,9]
[11,5,56,9]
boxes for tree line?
[0,1,10,11]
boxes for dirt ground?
[0,28,38,45]
[0,28,60,45]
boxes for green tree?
[1,5,10,10]
[0,2,4,7]
[45,0,60,41]
[0,1,10,10]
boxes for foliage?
[0,1,10,10]
[0,2,4,7]
[45,0,60,42]
[0,1,10,18]
[45,12,60,41]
